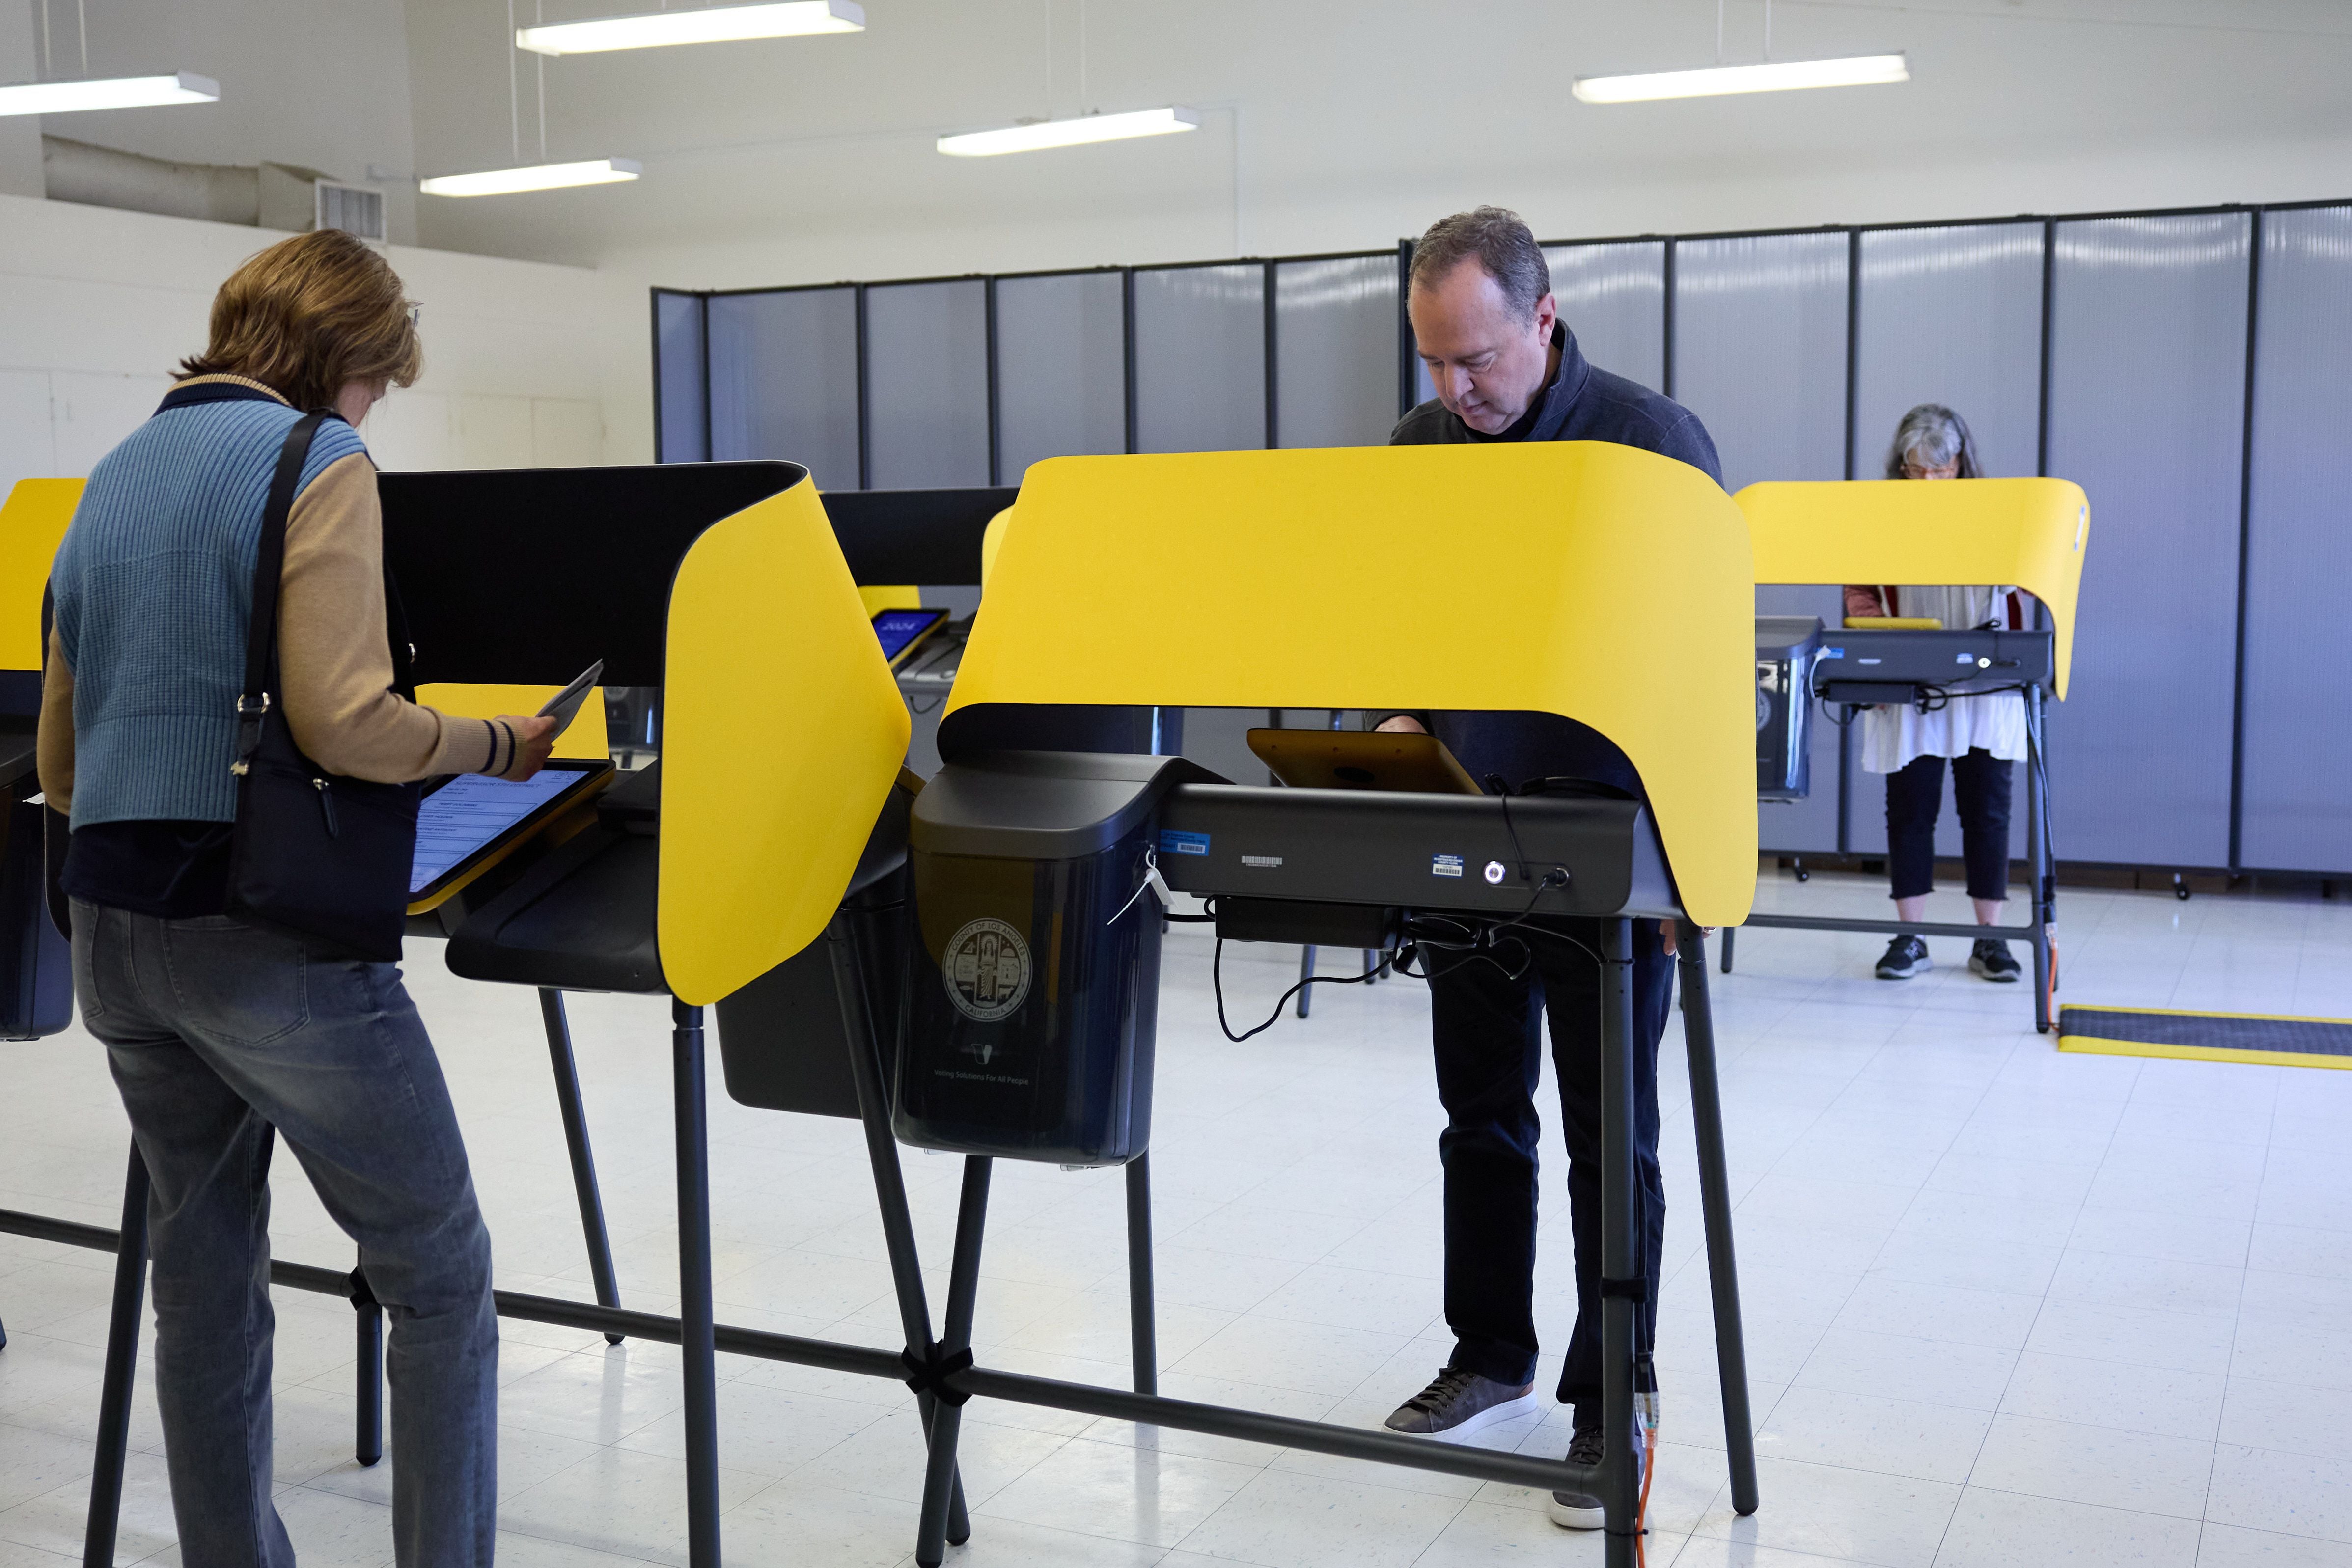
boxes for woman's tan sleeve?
[278,453,499,782]
[36,626,74,815]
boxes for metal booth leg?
[83,1142,151,1568]
[1296,946,1316,1018]
[353,1265,384,1467]
[1598,921,1639,1568]
[1719,924,1736,974]
[828,911,970,1546]
[914,1157,992,1568]
[1677,925,1760,1517]
[1125,1153,1158,1396]
[2026,688,2054,1034]
[672,1000,722,1568]
[541,989,626,1341]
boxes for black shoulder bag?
[223,411,420,960]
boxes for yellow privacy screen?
[1737,477,2090,697]
[658,476,911,1004]
[948,442,1759,928]
[0,480,83,669]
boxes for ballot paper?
[537,660,604,739]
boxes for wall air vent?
[314,180,385,241]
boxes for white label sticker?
[942,917,1032,1022]
[1432,854,1465,878]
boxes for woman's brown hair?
[177,229,423,411]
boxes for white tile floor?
[3,867,2352,1566]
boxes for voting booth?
[1731,478,2090,1026]
[0,483,77,1042]
[889,440,1764,1568]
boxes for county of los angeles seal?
[941,917,1031,1022]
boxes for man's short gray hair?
[1884,403,1984,479]
[1411,207,1551,319]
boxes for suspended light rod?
[516,0,862,56]
[1574,53,1908,103]
[0,71,219,116]
[939,106,1199,158]
[419,157,641,197]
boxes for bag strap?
[234,410,334,773]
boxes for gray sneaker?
[1548,1420,1644,1531]
[1383,1367,1540,1442]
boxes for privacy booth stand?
[899,440,1765,1568]
[1726,479,2090,1030]
[414,461,913,1563]
[0,463,930,1567]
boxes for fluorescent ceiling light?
[939,106,1200,158]
[419,157,642,197]
[1573,53,1907,104]
[516,0,862,56]
[0,71,219,116]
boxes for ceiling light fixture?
[939,106,1199,158]
[515,0,862,56]
[1573,53,1908,103]
[419,156,641,196]
[0,71,219,116]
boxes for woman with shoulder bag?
[38,229,555,1564]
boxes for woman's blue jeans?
[71,900,498,1567]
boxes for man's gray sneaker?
[1876,934,1932,980]
[1383,1367,1540,1441]
[1969,938,2022,983]
[1548,1420,1644,1531]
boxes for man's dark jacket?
[1388,324,1723,798]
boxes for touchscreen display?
[873,608,944,662]
[411,770,586,895]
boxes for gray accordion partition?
[2046,214,2251,871]
[995,270,1128,484]
[865,279,990,490]
[705,286,860,490]
[1131,263,1267,455]
[656,198,2352,880]
[1673,230,1850,858]
[2240,209,2352,878]
[1848,221,2046,867]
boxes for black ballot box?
[1756,616,1823,802]
[895,751,1217,1166]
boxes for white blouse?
[1854,585,2029,775]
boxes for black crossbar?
[0,1206,1586,1496]
[1741,913,2037,941]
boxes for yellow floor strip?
[2057,1005,2352,1070]
[2056,1033,2352,1071]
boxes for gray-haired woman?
[1845,404,2029,982]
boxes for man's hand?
[1376,715,1427,734]
[1660,921,1717,957]
[493,715,560,781]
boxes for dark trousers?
[1427,917,1672,1427]
[1885,748,2014,903]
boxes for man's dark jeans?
[1425,916,1672,1428]
[71,900,498,1568]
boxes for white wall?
[0,193,636,502]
